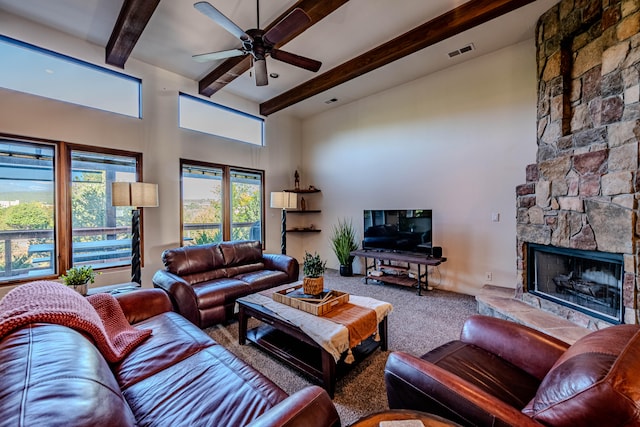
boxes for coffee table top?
[238,283,392,362]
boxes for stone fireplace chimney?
[516,0,640,327]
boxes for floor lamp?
[270,191,296,254]
[112,182,159,284]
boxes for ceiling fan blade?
[263,8,311,46]
[254,58,268,86]
[271,49,321,72]
[192,49,246,63]
[194,1,252,42]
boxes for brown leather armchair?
[385,315,640,427]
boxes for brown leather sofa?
[385,315,640,427]
[153,240,298,328]
[0,288,340,427]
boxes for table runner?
[241,284,393,362]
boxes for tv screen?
[363,209,432,253]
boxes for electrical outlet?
[485,271,492,282]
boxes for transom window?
[181,160,264,245]
[178,93,264,146]
[0,35,141,118]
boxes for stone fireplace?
[515,0,640,328]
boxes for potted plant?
[302,251,326,295]
[60,265,98,296]
[330,218,359,276]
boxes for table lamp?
[270,191,296,254]
[112,182,159,284]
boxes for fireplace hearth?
[527,244,622,323]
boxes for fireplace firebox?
[527,244,623,324]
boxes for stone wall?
[516,0,640,326]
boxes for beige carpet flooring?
[205,269,478,425]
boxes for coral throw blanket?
[0,280,151,363]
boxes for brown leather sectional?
[0,288,340,427]
[384,314,640,427]
[153,240,299,328]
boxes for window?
[70,150,138,269]
[0,35,141,118]
[0,135,141,284]
[178,93,264,146]
[0,140,55,281]
[181,160,263,245]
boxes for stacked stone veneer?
[516,0,640,327]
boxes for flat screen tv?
[363,209,432,254]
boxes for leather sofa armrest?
[245,386,340,427]
[263,253,300,283]
[385,352,543,427]
[460,315,569,380]
[115,289,173,325]
[152,270,200,327]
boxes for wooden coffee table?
[237,294,388,398]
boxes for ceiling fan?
[193,1,322,86]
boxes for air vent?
[448,43,475,58]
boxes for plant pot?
[71,283,88,296]
[339,264,353,277]
[303,276,324,295]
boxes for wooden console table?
[350,249,446,296]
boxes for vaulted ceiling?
[0,0,559,118]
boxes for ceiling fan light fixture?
[254,58,268,86]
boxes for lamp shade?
[270,191,296,209]
[112,182,159,208]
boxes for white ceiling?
[0,0,559,118]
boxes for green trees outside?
[182,181,261,244]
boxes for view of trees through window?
[181,161,263,245]
[0,137,140,283]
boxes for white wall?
[298,40,538,295]
[0,13,300,296]
[0,9,540,297]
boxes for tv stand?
[350,249,446,296]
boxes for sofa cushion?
[162,243,225,276]
[522,324,640,427]
[0,324,136,427]
[235,269,291,293]
[220,240,262,266]
[421,340,540,409]
[180,268,228,286]
[113,312,216,389]
[225,261,265,278]
[121,340,288,426]
[192,278,250,308]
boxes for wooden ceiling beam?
[199,0,349,97]
[106,0,161,68]
[260,0,536,116]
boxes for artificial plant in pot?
[60,265,97,296]
[302,251,326,295]
[330,218,359,277]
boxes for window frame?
[180,158,265,246]
[0,133,143,286]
